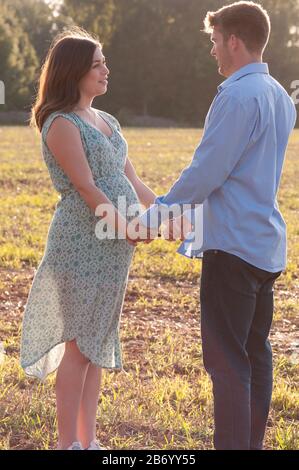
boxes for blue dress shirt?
[140,63,297,272]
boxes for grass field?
[0,125,298,450]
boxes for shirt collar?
[218,62,269,92]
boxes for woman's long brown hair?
[31,27,102,131]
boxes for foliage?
[0,0,298,122]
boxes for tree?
[61,0,117,47]
[0,0,298,122]
[0,2,39,110]
[7,0,66,64]
[262,0,299,92]
[102,0,223,123]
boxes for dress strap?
[41,111,82,144]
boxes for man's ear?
[230,34,239,52]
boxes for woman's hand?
[126,217,159,244]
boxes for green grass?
[0,126,298,450]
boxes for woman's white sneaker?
[85,439,106,450]
[67,441,83,450]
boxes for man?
[135,1,297,450]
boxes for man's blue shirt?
[140,63,297,272]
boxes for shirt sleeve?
[157,92,258,206]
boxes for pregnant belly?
[56,174,141,224]
[95,174,141,219]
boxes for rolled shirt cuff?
[138,197,196,231]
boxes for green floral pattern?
[20,110,140,382]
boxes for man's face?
[210,27,233,78]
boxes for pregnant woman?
[20,27,156,450]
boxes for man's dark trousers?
[200,249,281,450]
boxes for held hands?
[97,207,190,247]
[126,217,159,246]
[106,211,157,246]
[125,214,193,245]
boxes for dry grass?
[0,126,298,450]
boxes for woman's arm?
[125,157,156,209]
[46,116,130,240]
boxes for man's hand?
[161,214,193,242]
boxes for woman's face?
[79,46,110,97]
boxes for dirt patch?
[1,267,298,362]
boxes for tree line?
[0,0,298,125]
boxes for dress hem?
[21,336,123,382]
